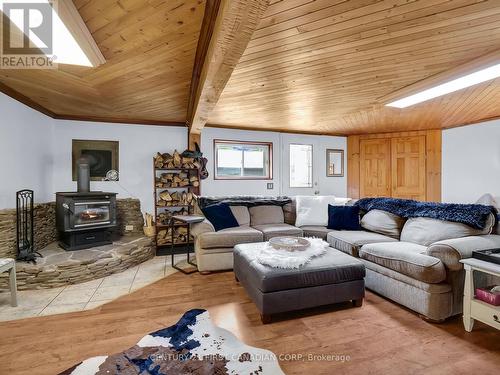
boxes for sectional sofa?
[191,196,500,321]
[192,201,307,273]
[328,209,499,321]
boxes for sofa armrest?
[191,219,215,238]
[426,235,500,271]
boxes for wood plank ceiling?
[0,0,207,124]
[1,0,500,134]
[208,0,500,134]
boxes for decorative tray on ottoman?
[472,248,500,265]
[269,237,310,252]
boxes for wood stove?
[56,156,117,251]
[56,192,117,250]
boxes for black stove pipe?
[77,157,91,193]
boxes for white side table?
[0,258,17,307]
[460,258,500,332]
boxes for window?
[214,140,272,180]
[290,144,313,187]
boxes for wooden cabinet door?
[391,136,426,200]
[360,139,391,197]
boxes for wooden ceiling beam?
[187,0,270,135]
[52,114,186,127]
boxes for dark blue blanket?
[197,196,292,210]
[355,197,496,229]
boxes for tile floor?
[0,254,191,321]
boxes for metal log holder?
[16,189,42,262]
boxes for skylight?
[386,63,500,108]
[1,0,103,67]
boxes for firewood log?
[173,150,182,167]
[192,181,200,187]
[159,191,173,201]
[160,173,173,180]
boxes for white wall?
[0,93,54,208]
[201,127,347,197]
[1,94,347,210]
[442,119,500,203]
[52,121,187,214]
[201,127,282,196]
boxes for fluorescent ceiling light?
[386,63,500,108]
[1,0,104,67]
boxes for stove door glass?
[74,201,111,227]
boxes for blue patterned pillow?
[201,203,239,232]
[327,205,361,230]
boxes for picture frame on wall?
[326,149,344,177]
[72,140,119,181]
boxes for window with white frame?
[214,140,272,179]
[290,144,313,187]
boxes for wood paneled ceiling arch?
[0,0,208,125]
[208,0,500,134]
[1,0,500,135]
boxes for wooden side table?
[460,258,500,332]
[0,258,17,307]
[170,215,205,274]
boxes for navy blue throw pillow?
[201,203,239,232]
[327,205,361,230]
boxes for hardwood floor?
[1,271,499,375]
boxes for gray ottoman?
[234,242,366,323]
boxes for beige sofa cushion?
[283,200,296,225]
[361,209,405,239]
[252,223,303,241]
[400,213,495,246]
[426,234,500,271]
[300,226,331,239]
[359,242,446,284]
[249,205,284,225]
[198,226,263,249]
[191,219,215,238]
[230,206,250,226]
[327,230,398,257]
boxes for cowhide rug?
[60,309,285,375]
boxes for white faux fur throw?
[256,238,329,269]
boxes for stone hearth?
[0,236,154,290]
[0,198,144,259]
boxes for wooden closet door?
[391,136,426,200]
[360,139,391,197]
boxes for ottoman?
[234,242,366,323]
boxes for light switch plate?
[125,225,134,231]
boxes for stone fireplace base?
[0,236,154,290]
